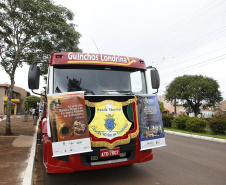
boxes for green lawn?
[164,127,226,140]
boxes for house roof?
[163,108,169,112]
[0,83,24,89]
[0,83,10,87]
[0,83,30,95]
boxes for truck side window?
[130,71,144,94]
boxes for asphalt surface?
[34,133,226,185]
[0,115,225,185]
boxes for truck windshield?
[53,66,147,95]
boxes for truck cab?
[28,52,162,173]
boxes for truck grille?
[80,138,136,166]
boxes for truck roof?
[50,52,146,69]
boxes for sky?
[1,0,226,100]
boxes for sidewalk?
[0,115,37,185]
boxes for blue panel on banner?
[137,95,165,150]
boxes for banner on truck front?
[137,95,166,151]
[85,96,139,149]
[47,92,92,157]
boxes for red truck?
[28,52,165,173]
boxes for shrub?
[173,114,190,130]
[209,118,226,134]
[162,114,174,127]
[211,114,226,119]
[186,117,207,133]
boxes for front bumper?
[45,137,153,174]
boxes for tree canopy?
[158,101,165,113]
[0,0,82,135]
[24,95,40,109]
[165,75,223,117]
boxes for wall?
[0,87,6,115]
[0,84,30,115]
[218,100,226,111]
[158,95,186,115]
[13,86,30,114]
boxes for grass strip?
[165,127,226,140]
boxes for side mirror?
[28,65,40,89]
[150,68,160,89]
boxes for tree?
[163,79,180,115]
[165,75,223,117]
[158,101,165,113]
[0,0,82,135]
[24,95,40,109]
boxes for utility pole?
[174,98,177,115]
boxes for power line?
[158,46,226,71]
[129,0,226,56]
[161,54,226,77]
[154,27,226,65]
[147,10,226,64]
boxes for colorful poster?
[47,92,92,157]
[85,96,139,149]
[137,95,166,150]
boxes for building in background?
[158,95,217,118]
[218,100,226,114]
[0,84,30,115]
[158,95,186,116]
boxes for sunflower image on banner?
[85,96,139,149]
[47,92,92,157]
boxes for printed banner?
[47,92,92,157]
[137,95,165,150]
[85,96,139,149]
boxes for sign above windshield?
[50,52,146,69]
[68,53,128,63]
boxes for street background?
[1,0,226,100]
[34,133,226,185]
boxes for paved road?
[34,134,226,185]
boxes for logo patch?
[105,114,116,131]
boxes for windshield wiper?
[102,90,133,95]
[84,90,95,95]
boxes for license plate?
[100,148,120,158]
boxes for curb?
[22,125,38,185]
[165,130,226,143]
